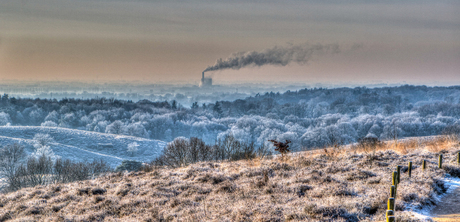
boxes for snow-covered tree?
[44,110,60,123]
[125,122,149,138]
[61,113,79,128]
[127,142,139,156]
[0,112,11,126]
[33,133,55,148]
[32,134,58,160]
[41,121,58,127]
[105,120,126,135]
[32,145,59,161]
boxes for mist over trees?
[0,85,460,150]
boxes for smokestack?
[200,71,212,87]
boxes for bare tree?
[196,138,212,161]
[189,137,205,162]
[154,136,267,168]
[256,142,272,159]
[25,154,54,187]
[0,144,26,190]
[160,137,190,167]
[2,146,111,191]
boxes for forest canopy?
[1,85,460,150]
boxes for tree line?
[0,143,111,192]
[0,85,459,149]
[154,135,272,168]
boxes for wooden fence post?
[386,210,394,221]
[439,154,443,169]
[422,160,426,171]
[392,172,397,185]
[408,161,412,177]
[390,185,395,198]
[388,197,395,211]
[392,171,398,197]
[396,165,401,184]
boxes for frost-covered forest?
[1,85,460,151]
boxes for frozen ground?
[0,126,167,168]
[410,176,460,221]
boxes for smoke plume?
[203,43,341,73]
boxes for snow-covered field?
[0,126,167,168]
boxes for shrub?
[115,160,143,172]
[154,135,261,168]
[268,139,291,157]
[33,133,55,148]
[2,154,111,192]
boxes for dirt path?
[431,186,460,222]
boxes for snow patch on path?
[409,176,460,220]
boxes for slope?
[1,136,459,221]
[0,126,167,168]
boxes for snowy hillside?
[0,126,167,168]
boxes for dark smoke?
[203,43,341,73]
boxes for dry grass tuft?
[425,136,459,153]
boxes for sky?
[0,0,459,85]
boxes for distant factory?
[200,72,212,87]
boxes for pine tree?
[213,102,223,117]
[191,102,199,109]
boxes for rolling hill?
[0,126,167,168]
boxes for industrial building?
[200,72,212,87]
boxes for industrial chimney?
[200,72,212,87]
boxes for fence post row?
[386,153,457,220]
[386,163,406,220]
[387,168,398,220]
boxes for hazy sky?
[0,0,459,85]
